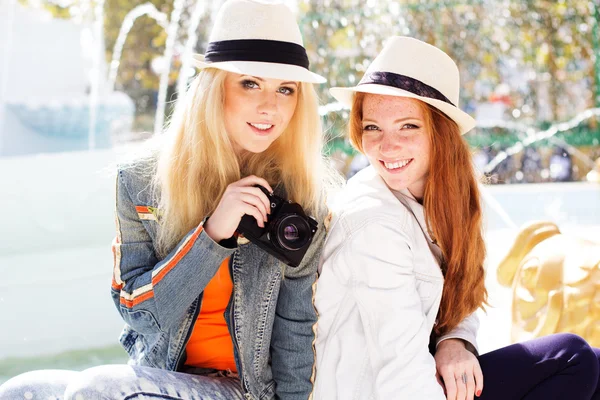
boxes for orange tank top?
[185,257,237,372]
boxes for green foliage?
[22,0,600,142]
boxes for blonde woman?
[0,1,333,399]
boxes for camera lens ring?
[273,214,311,251]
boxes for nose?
[379,131,401,156]
[257,91,277,115]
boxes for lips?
[380,158,413,172]
[248,122,275,136]
[249,122,273,130]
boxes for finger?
[454,372,466,400]
[238,193,268,221]
[240,203,265,228]
[444,372,457,400]
[474,361,484,397]
[436,372,446,396]
[235,175,274,194]
[238,186,272,215]
[465,370,475,400]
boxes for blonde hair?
[153,69,327,256]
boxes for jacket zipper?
[229,255,252,398]
[174,295,202,371]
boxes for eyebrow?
[362,117,422,124]
[242,75,298,87]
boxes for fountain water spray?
[153,0,186,136]
[175,0,211,99]
[483,108,600,174]
[87,0,106,150]
[108,3,168,92]
[0,0,17,155]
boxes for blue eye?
[242,80,259,89]
[278,86,295,96]
[363,125,379,131]
[402,123,419,129]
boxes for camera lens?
[274,215,311,251]
[283,225,300,241]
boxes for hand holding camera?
[204,176,318,268]
[236,185,318,268]
[204,175,274,243]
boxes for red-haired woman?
[313,36,600,400]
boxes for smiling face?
[223,73,299,155]
[360,94,431,200]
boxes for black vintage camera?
[236,185,318,268]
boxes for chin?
[243,142,273,154]
[382,177,408,192]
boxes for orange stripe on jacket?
[135,206,151,213]
[111,278,123,291]
[120,290,155,308]
[117,224,203,308]
[151,224,204,286]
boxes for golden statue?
[587,157,600,183]
[497,221,600,346]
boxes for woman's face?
[223,73,299,155]
[360,94,431,200]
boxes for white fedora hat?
[192,0,325,84]
[330,36,476,134]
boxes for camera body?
[236,186,318,268]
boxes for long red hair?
[349,93,487,335]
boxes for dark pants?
[478,333,600,400]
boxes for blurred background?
[1,0,600,384]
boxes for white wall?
[0,146,135,359]
[0,3,98,102]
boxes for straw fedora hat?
[192,0,325,84]
[330,36,476,134]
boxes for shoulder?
[116,154,158,205]
[329,167,412,235]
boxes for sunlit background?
[1,0,599,384]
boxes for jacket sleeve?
[110,169,236,334]
[435,312,480,355]
[335,217,445,400]
[269,208,325,400]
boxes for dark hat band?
[359,71,455,106]
[204,39,310,69]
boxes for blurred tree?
[17,0,600,141]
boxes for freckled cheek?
[362,133,380,149]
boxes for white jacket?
[314,166,479,400]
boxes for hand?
[203,175,273,242]
[435,339,483,400]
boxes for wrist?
[203,218,225,242]
[438,338,467,350]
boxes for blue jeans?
[0,365,244,399]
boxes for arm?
[434,313,483,399]
[110,169,236,334]
[342,218,445,399]
[436,312,480,355]
[269,208,325,400]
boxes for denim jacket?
[110,157,325,400]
